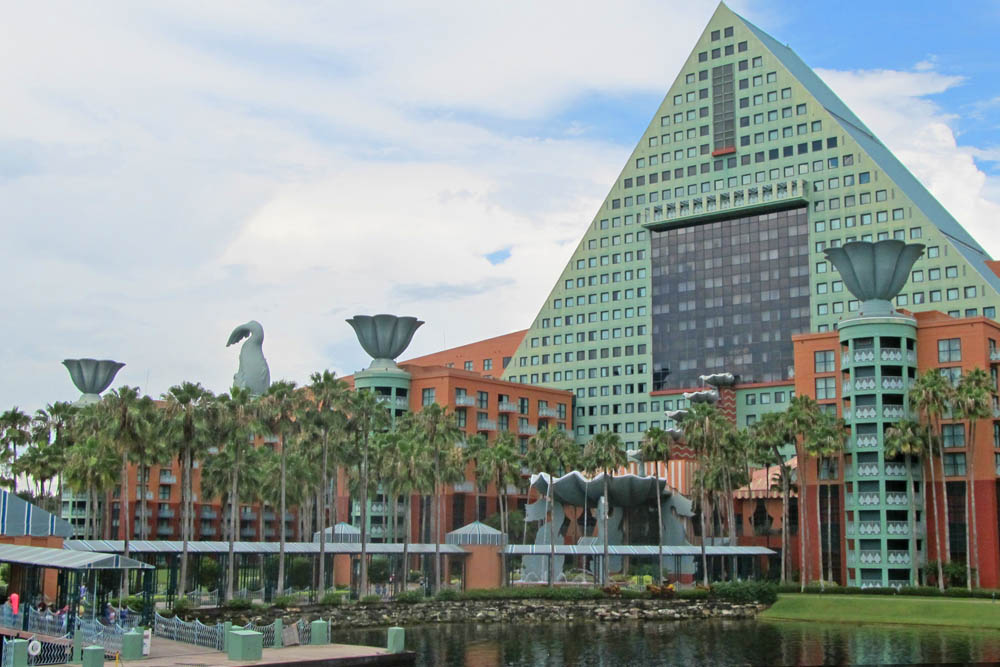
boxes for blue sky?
[1,1,998,411]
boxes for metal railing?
[244,620,276,648]
[76,618,125,659]
[153,612,223,651]
[27,609,69,637]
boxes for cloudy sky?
[3,0,999,411]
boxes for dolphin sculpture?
[226,320,270,396]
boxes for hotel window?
[422,388,435,406]
[814,350,835,373]
[928,246,939,258]
[483,359,493,371]
[930,290,942,302]
[986,307,997,319]
[929,268,941,280]
[939,366,962,386]
[946,266,958,279]
[943,453,966,477]
[942,423,965,448]
[815,377,836,400]
[464,361,474,371]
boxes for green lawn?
[761,594,1000,630]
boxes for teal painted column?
[309,619,329,645]
[272,618,283,648]
[387,626,405,653]
[839,315,921,588]
[81,646,103,667]
[121,629,144,661]
[8,639,27,667]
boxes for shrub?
[407,570,422,584]
[224,598,252,610]
[170,598,193,615]
[271,595,298,609]
[359,594,382,605]
[602,585,622,598]
[710,581,777,605]
[320,591,345,606]
[646,584,676,600]
[395,590,425,604]
[435,589,460,602]
[368,557,390,585]
[460,587,605,601]
[676,587,709,601]
[288,557,313,589]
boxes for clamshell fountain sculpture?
[347,314,424,370]
[62,358,125,405]
[823,240,924,317]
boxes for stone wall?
[195,598,761,629]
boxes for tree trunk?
[797,446,808,592]
[278,448,287,596]
[935,419,952,565]
[602,473,610,587]
[360,432,370,598]
[905,454,917,585]
[655,475,664,585]
[402,493,412,596]
[431,449,439,594]
[926,433,945,591]
[121,449,131,600]
[699,490,709,587]
[826,476,834,585]
[318,435,326,597]
[227,450,239,602]
[816,479,824,591]
[547,476,556,587]
[967,420,981,589]
[180,447,190,596]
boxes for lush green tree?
[257,381,300,596]
[303,370,349,596]
[784,395,824,590]
[162,382,215,596]
[64,405,118,540]
[385,415,433,595]
[885,419,928,586]
[639,427,672,584]
[345,389,391,596]
[477,431,521,554]
[218,386,257,601]
[954,367,992,589]
[0,408,31,490]
[747,412,793,583]
[679,402,731,586]
[584,431,626,586]
[526,426,578,586]
[804,413,846,590]
[910,369,955,590]
[97,386,155,598]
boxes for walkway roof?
[502,545,775,556]
[64,540,468,556]
[0,544,153,570]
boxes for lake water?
[332,619,1000,666]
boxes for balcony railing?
[854,349,875,363]
[159,474,177,484]
[240,511,257,521]
[855,434,879,448]
[856,463,879,477]
[159,508,175,519]
[883,406,905,420]
[644,179,809,228]
[849,492,881,506]
[882,377,905,391]
[880,347,903,362]
[538,407,560,419]
[841,354,849,370]
[858,550,882,565]
[887,550,912,565]
[497,401,517,413]
[240,529,256,538]
[852,407,877,420]
[477,419,497,431]
[991,350,1000,363]
[853,377,876,391]
[200,526,216,536]
[887,521,924,537]
[157,526,173,536]
[518,424,538,436]
[846,521,881,536]
[200,509,218,519]
[454,395,476,407]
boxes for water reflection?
[333,619,1000,666]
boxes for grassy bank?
[762,593,1000,630]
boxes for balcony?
[159,508,175,519]
[856,550,882,565]
[883,406,905,420]
[849,492,881,506]
[498,401,517,413]
[854,349,875,364]
[853,377,876,391]
[263,511,276,521]
[852,407,877,420]
[887,521,924,537]
[476,419,497,432]
[879,347,903,362]
[157,525,173,537]
[135,490,153,501]
[453,481,474,493]
[454,395,476,407]
[855,434,879,449]
[882,377,905,391]
[841,354,849,370]
[240,511,257,521]
[886,491,919,506]
[200,526,216,536]
[883,462,917,478]
[538,406,560,419]
[991,350,1000,363]
[846,521,881,536]
[856,463,880,478]
[200,509,218,519]
[887,550,912,565]
[240,528,256,538]
[643,179,809,231]
[518,424,538,436]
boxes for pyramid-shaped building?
[501,2,1000,443]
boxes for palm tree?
[384,417,432,595]
[954,368,992,589]
[477,430,520,582]
[784,395,823,590]
[219,386,256,601]
[64,405,118,540]
[584,431,626,587]
[257,381,299,596]
[304,371,349,596]
[748,412,793,583]
[25,402,77,505]
[680,402,731,587]
[162,382,215,597]
[885,419,927,586]
[639,427,672,584]
[345,390,391,597]
[97,386,155,598]
[804,414,846,590]
[526,426,577,586]
[407,402,461,593]
[463,434,490,522]
[0,408,31,489]
[910,369,954,590]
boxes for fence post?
[223,621,232,651]
[272,618,283,648]
[309,619,328,645]
[387,626,405,653]
[72,630,84,664]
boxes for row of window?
[583,231,647,248]
[743,390,793,405]
[531,326,649,347]
[815,228,920,252]
[569,253,647,270]
[550,289,649,311]
[519,343,650,367]
[454,358,502,372]
[643,111,817,156]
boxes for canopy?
[503,545,775,556]
[530,472,672,508]
[0,543,153,570]
[446,521,506,546]
[0,491,73,538]
[64,540,468,556]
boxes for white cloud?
[1,2,998,413]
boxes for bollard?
[273,617,283,648]
[386,626,405,653]
[8,638,27,667]
[81,646,104,667]
[223,621,232,651]
[228,630,263,661]
[121,628,144,661]
[72,631,83,664]
[309,619,329,645]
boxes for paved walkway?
[105,636,398,666]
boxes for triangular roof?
[445,521,505,546]
[0,491,73,538]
